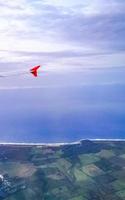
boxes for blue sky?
[0,0,125,142]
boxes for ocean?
[0,68,125,142]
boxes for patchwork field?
[0,140,125,199]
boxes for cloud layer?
[0,0,125,70]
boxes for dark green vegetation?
[0,140,125,199]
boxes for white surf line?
[90,139,125,141]
[0,142,79,146]
[0,139,125,146]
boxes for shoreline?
[0,139,125,146]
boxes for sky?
[0,0,125,142]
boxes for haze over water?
[0,68,125,143]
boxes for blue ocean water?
[0,68,125,142]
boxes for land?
[0,140,125,199]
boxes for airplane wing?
[0,65,41,78]
[30,65,41,77]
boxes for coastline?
[0,138,125,146]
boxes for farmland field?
[0,140,125,200]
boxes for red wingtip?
[30,65,41,77]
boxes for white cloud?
[44,0,125,15]
[0,0,124,71]
[80,0,125,15]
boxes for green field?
[0,140,125,199]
